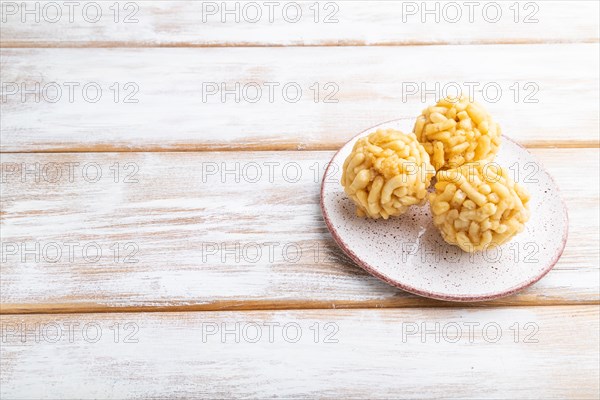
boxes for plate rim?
[320,118,569,302]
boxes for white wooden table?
[1,1,599,398]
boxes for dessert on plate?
[430,162,530,252]
[341,128,434,219]
[414,95,501,171]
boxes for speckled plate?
[320,119,568,302]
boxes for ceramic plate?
[320,119,568,302]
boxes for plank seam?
[3,300,600,315]
[1,141,598,154]
[1,39,599,49]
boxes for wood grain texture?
[2,3,598,397]
[1,44,598,152]
[1,1,598,47]
[1,306,599,399]
[1,148,598,313]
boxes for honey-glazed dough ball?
[430,162,530,252]
[341,129,435,219]
[414,96,501,171]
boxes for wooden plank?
[1,148,598,313]
[1,44,598,152]
[1,1,598,47]
[1,306,598,399]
